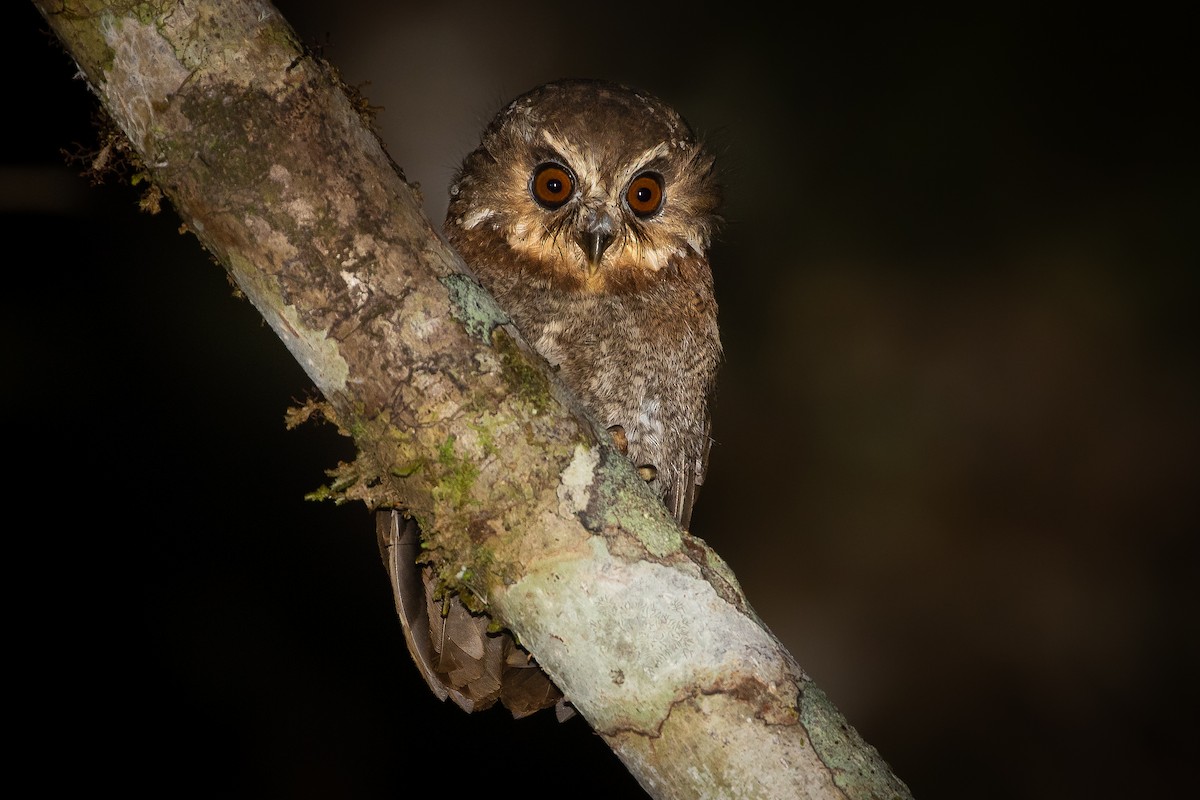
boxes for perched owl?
[385,79,722,718]
[449,78,722,522]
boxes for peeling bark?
[32,2,913,798]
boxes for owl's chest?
[506,291,693,447]
[509,293,658,371]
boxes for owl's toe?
[607,424,629,455]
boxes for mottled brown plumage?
[447,79,722,525]
[388,79,722,718]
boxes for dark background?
[7,2,1196,797]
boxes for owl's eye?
[625,172,664,217]
[531,163,575,209]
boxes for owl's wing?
[666,411,712,532]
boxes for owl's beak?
[577,210,616,276]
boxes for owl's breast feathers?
[500,266,719,526]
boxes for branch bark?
[33,2,912,797]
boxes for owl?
[388,79,722,718]
[449,78,722,523]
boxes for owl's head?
[446,79,720,295]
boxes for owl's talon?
[607,425,629,455]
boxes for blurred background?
[7,2,1196,797]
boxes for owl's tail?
[376,509,570,719]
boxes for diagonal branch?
[32,1,911,797]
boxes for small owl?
[392,79,722,718]
[448,78,722,525]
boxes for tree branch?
[33,1,911,797]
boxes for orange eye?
[626,172,664,217]
[531,163,574,209]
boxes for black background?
[7,3,1197,797]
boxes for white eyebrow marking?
[627,142,670,176]
[541,130,602,195]
[540,129,571,155]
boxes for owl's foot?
[607,424,628,455]
[606,425,657,483]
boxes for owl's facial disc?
[576,208,616,276]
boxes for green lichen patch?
[800,682,913,798]
[466,415,500,457]
[440,272,509,343]
[579,448,682,559]
[390,459,425,478]
[492,327,552,415]
[430,434,479,510]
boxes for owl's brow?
[624,143,671,179]
[538,130,580,166]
